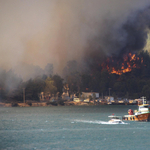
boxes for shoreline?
[0,101,137,107]
[0,102,94,107]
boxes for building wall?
[73,98,81,102]
[82,92,99,98]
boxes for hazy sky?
[1,0,150,78]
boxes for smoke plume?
[0,0,150,79]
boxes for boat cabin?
[138,104,150,112]
[108,115,121,119]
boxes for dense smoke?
[1,0,150,80]
[84,6,150,68]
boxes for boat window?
[140,106,148,109]
[113,117,119,119]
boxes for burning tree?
[101,52,145,75]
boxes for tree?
[142,85,150,100]
[89,95,92,101]
[93,93,96,103]
[113,81,126,97]
[99,70,110,94]
[63,60,81,94]
[44,77,57,96]
[25,77,45,101]
[52,75,63,97]
[81,74,91,92]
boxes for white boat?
[108,115,124,124]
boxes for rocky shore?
[0,100,138,107]
[0,101,94,107]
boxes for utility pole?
[109,88,111,97]
[23,88,25,103]
[108,88,111,102]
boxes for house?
[62,92,70,100]
[104,96,115,102]
[129,99,137,104]
[82,92,99,99]
[73,98,81,102]
[84,98,90,102]
[39,92,51,101]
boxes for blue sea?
[0,105,150,150]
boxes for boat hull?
[123,113,150,121]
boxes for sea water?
[0,105,150,150]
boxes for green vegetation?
[0,70,63,102]
[62,50,150,100]
[0,50,150,102]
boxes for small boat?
[123,97,150,122]
[108,115,125,124]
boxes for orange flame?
[101,53,143,75]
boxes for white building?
[84,98,90,102]
[82,92,99,99]
[104,96,115,102]
[73,98,81,102]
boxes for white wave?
[72,119,128,125]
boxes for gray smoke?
[0,0,150,79]
[84,5,150,66]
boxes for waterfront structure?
[82,92,99,99]
[39,92,51,101]
[73,98,81,102]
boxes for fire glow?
[101,53,144,75]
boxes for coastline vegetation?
[0,50,150,104]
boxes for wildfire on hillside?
[101,53,144,75]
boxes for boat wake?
[71,119,128,125]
